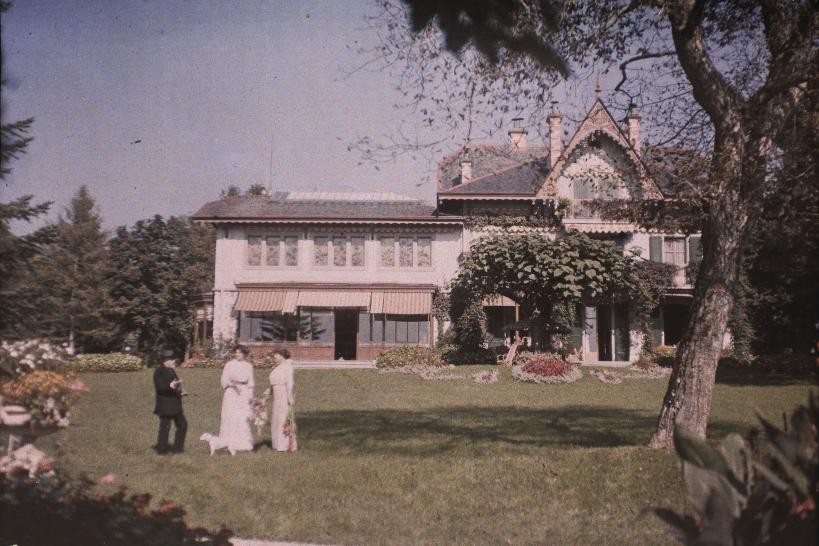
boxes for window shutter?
[649,236,662,262]
[688,236,702,263]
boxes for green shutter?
[585,306,598,352]
[649,236,663,262]
[649,307,663,348]
[568,305,584,353]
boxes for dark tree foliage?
[108,216,214,361]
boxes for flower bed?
[0,371,86,428]
[375,346,446,369]
[512,355,582,384]
[70,353,144,372]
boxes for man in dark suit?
[153,358,187,454]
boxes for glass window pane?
[380,237,395,267]
[247,236,262,266]
[313,236,328,267]
[407,319,419,343]
[399,237,413,267]
[298,310,312,341]
[311,309,335,343]
[384,316,396,343]
[284,236,298,266]
[358,312,371,343]
[372,314,384,343]
[351,237,365,267]
[333,237,347,267]
[417,237,431,267]
[419,319,429,345]
[265,237,280,266]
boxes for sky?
[2,0,607,232]
[2,0,449,231]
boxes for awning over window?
[235,287,433,314]
[234,290,289,312]
[371,291,432,314]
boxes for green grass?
[39,366,815,545]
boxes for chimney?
[627,107,641,155]
[548,102,563,168]
[508,117,527,149]
[459,148,473,184]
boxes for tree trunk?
[650,154,748,448]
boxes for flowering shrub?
[646,345,677,367]
[0,340,70,378]
[375,346,446,369]
[512,355,582,384]
[379,363,463,381]
[71,353,144,372]
[0,371,86,428]
[180,357,224,369]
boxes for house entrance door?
[334,309,358,360]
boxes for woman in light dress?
[268,349,297,452]
[217,345,255,453]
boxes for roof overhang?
[437,194,543,201]
[193,217,463,225]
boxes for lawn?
[40,366,814,545]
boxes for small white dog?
[199,433,236,456]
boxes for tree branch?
[614,51,675,92]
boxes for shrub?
[0,371,86,427]
[375,347,445,369]
[0,473,233,545]
[180,356,224,369]
[652,393,818,545]
[71,353,144,372]
[749,352,813,374]
[644,345,677,367]
[441,347,496,365]
[512,354,582,384]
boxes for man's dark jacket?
[153,366,183,416]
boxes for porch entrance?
[334,309,359,360]
[596,305,630,362]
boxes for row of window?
[245,235,432,269]
[238,310,430,345]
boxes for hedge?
[70,353,144,372]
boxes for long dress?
[269,359,297,452]
[218,358,255,452]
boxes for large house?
[192,99,699,364]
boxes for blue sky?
[2,0,450,230]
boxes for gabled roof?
[437,144,548,192]
[192,192,459,223]
[536,99,663,198]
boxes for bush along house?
[192,99,700,364]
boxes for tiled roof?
[192,193,451,222]
[441,158,549,196]
[437,144,548,192]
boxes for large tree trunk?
[650,140,749,448]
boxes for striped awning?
[234,290,290,312]
[482,295,517,306]
[371,291,432,314]
[296,290,371,309]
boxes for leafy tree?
[9,186,121,352]
[246,184,268,196]
[108,216,214,361]
[0,1,56,335]
[378,0,816,447]
[451,232,673,352]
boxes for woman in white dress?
[268,349,297,452]
[217,346,255,453]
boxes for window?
[265,237,280,266]
[364,314,429,345]
[417,237,432,267]
[333,237,347,266]
[299,308,334,343]
[239,312,299,342]
[247,236,262,266]
[663,237,686,266]
[284,236,298,266]
[246,234,298,267]
[313,235,366,268]
[351,237,365,267]
[380,237,395,267]
[313,236,329,267]
[379,235,433,269]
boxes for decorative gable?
[535,100,663,200]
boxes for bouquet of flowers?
[249,394,270,434]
